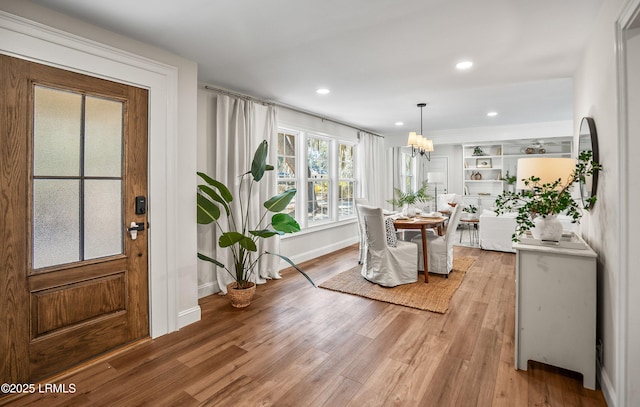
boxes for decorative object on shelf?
[472,146,485,156]
[578,117,600,210]
[538,148,546,154]
[494,154,602,242]
[406,103,434,160]
[518,230,588,250]
[476,158,492,168]
[197,140,315,307]
[470,171,483,180]
[501,170,517,192]
[387,181,432,216]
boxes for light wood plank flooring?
[3,245,606,406]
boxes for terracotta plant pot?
[226,282,256,308]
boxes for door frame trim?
[615,2,640,407]
[0,11,187,338]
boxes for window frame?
[276,127,357,232]
[337,141,356,221]
[400,150,417,193]
[275,130,298,221]
[305,133,332,226]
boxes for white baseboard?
[197,238,356,297]
[177,305,201,329]
[198,281,220,299]
[278,237,358,270]
[598,364,616,407]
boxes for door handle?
[128,221,145,240]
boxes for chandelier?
[407,103,434,161]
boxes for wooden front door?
[0,54,149,383]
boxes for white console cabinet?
[514,235,597,389]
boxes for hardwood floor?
[3,245,607,406]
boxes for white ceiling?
[33,0,604,138]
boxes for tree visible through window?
[338,143,355,218]
[277,131,296,219]
[277,128,357,228]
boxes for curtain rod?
[203,84,384,139]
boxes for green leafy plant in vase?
[197,140,315,307]
[494,150,601,242]
[501,170,517,192]
[462,204,478,218]
[387,181,432,216]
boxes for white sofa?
[478,210,579,253]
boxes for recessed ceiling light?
[395,122,404,126]
[316,88,330,95]
[456,61,473,70]
[487,111,498,117]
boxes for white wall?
[0,1,201,332]
[383,121,572,148]
[573,0,631,405]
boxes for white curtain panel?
[389,147,403,210]
[357,131,387,208]
[213,95,280,293]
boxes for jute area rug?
[319,257,475,314]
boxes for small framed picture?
[476,158,492,168]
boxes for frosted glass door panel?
[33,180,80,268]
[85,96,123,177]
[32,87,126,270]
[33,86,81,176]
[84,180,123,259]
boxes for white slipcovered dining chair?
[437,193,457,212]
[359,205,418,287]
[411,204,464,276]
[354,198,371,264]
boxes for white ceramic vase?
[531,214,563,241]
[402,204,417,217]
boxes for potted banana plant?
[197,140,315,307]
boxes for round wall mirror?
[578,117,599,209]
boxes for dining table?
[393,216,446,283]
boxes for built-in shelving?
[462,137,573,209]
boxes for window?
[338,143,355,218]
[401,152,416,193]
[33,86,124,269]
[277,127,357,229]
[276,131,297,219]
[307,137,329,224]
